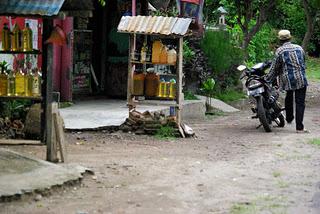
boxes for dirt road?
[1,82,320,214]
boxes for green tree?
[220,0,278,51]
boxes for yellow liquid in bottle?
[0,72,7,96]
[15,71,25,96]
[7,72,15,96]
[25,71,32,97]
[32,70,41,97]
[169,82,176,99]
[11,24,21,51]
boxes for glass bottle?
[15,69,25,96]
[169,79,176,99]
[0,69,8,96]
[22,23,33,52]
[7,70,15,96]
[11,24,21,51]
[140,42,148,63]
[1,23,11,51]
[25,68,33,97]
[31,68,41,97]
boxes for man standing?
[266,30,309,133]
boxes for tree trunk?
[302,0,315,52]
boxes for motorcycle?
[237,62,285,132]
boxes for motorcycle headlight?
[248,80,263,89]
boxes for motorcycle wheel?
[257,96,272,132]
[274,113,285,127]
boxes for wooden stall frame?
[126,33,185,127]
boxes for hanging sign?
[176,0,204,32]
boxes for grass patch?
[214,89,246,103]
[155,125,176,140]
[277,180,290,188]
[59,102,73,108]
[230,202,257,214]
[184,91,199,100]
[306,57,320,81]
[273,171,282,178]
[308,138,320,146]
[230,196,287,214]
[205,109,225,120]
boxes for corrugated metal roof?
[117,16,192,36]
[0,0,65,16]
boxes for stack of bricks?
[119,110,180,136]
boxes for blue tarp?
[0,0,65,16]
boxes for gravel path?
[1,82,320,214]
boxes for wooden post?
[176,37,184,126]
[43,19,56,162]
[127,34,135,109]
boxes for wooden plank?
[0,139,42,145]
[53,111,67,163]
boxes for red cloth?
[181,0,200,4]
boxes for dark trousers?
[285,86,307,130]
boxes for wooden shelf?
[131,60,176,66]
[0,49,41,55]
[0,95,42,101]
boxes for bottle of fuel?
[11,24,21,51]
[22,23,33,52]
[31,68,41,97]
[1,23,11,51]
[7,70,15,96]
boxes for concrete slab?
[196,95,240,113]
[0,148,89,200]
[59,99,206,130]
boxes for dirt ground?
[1,82,320,214]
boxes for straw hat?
[278,30,292,40]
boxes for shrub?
[183,40,195,63]
[247,24,276,65]
[201,30,244,90]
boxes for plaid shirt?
[266,42,308,91]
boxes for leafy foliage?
[183,40,195,63]
[247,24,276,65]
[98,0,106,7]
[155,125,176,139]
[201,78,215,98]
[0,60,9,72]
[201,31,244,90]
[0,100,31,120]
[214,89,246,103]
[184,91,199,100]
[151,6,179,17]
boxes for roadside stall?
[117,16,192,135]
[0,0,66,162]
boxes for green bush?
[247,24,276,65]
[155,125,176,139]
[0,100,32,120]
[184,91,199,100]
[183,40,195,63]
[214,89,246,103]
[201,31,244,90]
